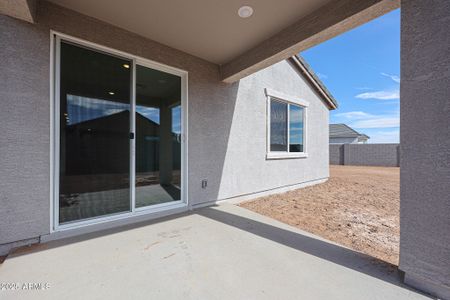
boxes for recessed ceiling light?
[108,91,115,95]
[123,64,130,69]
[238,6,253,18]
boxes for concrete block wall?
[330,144,399,167]
[329,144,344,165]
[344,144,399,167]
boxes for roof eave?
[289,55,338,110]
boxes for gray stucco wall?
[0,1,224,245]
[0,1,329,246]
[216,60,330,201]
[400,0,450,298]
[0,13,50,246]
[330,144,400,167]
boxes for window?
[266,88,308,159]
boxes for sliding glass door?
[58,41,132,223]
[55,36,185,226]
[135,65,182,208]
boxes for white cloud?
[368,129,399,143]
[334,111,371,119]
[355,89,399,100]
[355,87,373,91]
[351,117,399,129]
[104,108,127,116]
[316,72,328,79]
[333,110,399,129]
[381,72,400,83]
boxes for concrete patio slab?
[0,204,433,300]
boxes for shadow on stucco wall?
[188,80,240,207]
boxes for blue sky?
[301,9,400,143]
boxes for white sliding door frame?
[50,31,189,232]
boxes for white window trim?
[265,88,308,160]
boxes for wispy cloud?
[351,117,399,128]
[316,72,328,80]
[335,111,371,119]
[381,72,400,83]
[368,129,399,143]
[334,110,399,129]
[353,73,400,96]
[355,89,399,100]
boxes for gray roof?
[289,55,338,110]
[330,124,369,139]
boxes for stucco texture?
[216,60,329,201]
[0,1,329,246]
[400,0,450,298]
[0,13,50,245]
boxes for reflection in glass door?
[58,41,132,223]
[55,36,185,227]
[135,65,182,208]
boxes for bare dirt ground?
[240,165,400,265]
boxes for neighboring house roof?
[288,55,338,110]
[330,124,369,139]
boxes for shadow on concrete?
[196,206,432,298]
[4,203,432,299]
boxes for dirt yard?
[240,165,400,265]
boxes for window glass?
[135,65,182,208]
[289,105,304,152]
[59,41,132,223]
[270,100,288,151]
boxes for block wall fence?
[329,144,400,167]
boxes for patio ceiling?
[2,0,399,81]
[47,0,332,65]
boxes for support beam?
[0,0,36,23]
[220,0,399,83]
[399,0,450,299]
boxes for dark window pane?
[135,65,181,208]
[59,42,131,223]
[270,100,288,151]
[289,105,304,152]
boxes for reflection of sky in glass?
[270,100,288,149]
[172,105,181,134]
[289,105,304,145]
[136,105,160,124]
[66,94,129,125]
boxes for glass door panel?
[135,65,181,208]
[58,41,132,223]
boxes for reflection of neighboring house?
[65,111,181,181]
[329,124,369,144]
